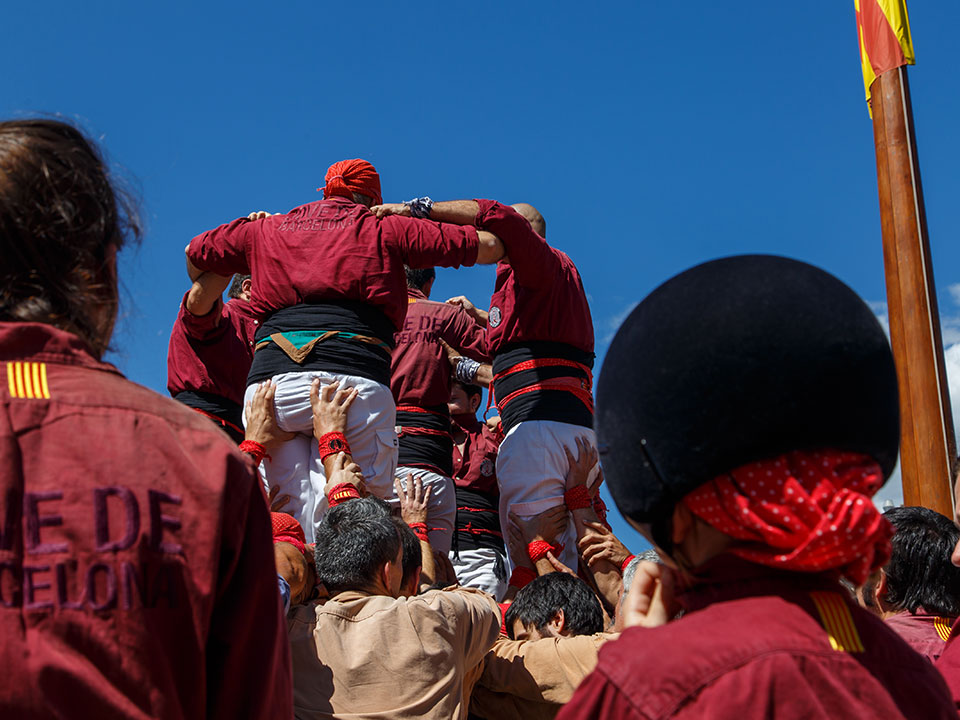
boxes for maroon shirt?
[885,610,954,663]
[935,619,960,708]
[0,322,292,719]
[187,196,480,330]
[558,557,956,720]
[452,414,499,495]
[166,292,259,405]
[391,288,489,409]
[473,200,593,356]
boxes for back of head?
[505,572,603,639]
[598,254,898,525]
[510,203,546,238]
[392,516,422,591]
[882,506,960,616]
[227,274,251,300]
[322,158,382,207]
[0,118,140,356]
[314,497,400,594]
[597,255,899,582]
[404,265,436,291]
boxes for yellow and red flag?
[855,0,915,109]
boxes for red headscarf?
[271,512,306,555]
[321,159,382,206]
[682,449,893,585]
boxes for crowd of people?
[6,117,960,718]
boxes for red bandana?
[683,449,893,585]
[271,512,307,555]
[321,159,382,206]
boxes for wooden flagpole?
[870,65,956,516]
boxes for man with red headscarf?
[556,255,955,719]
[185,161,504,542]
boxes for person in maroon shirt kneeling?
[557,255,956,720]
[0,119,291,719]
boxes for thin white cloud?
[600,301,639,346]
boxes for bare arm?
[476,230,505,264]
[309,380,366,496]
[185,273,233,317]
[396,473,436,589]
[564,439,622,610]
[446,296,488,327]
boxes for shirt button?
[254,320,259,325]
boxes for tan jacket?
[470,633,615,720]
[288,587,500,719]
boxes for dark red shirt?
[390,288,489,409]
[187,196,480,330]
[558,558,955,720]
[166,292,259,405]
[452,414,499,495]
[0,322,292,719]
[935,619,960,708]
[474,200,593,356]
[885,610,954,663]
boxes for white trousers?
[393,467,456,554]
[496,420,598,571]
[450,548,507,601]
[243,370,398,543]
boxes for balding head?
[511,203,546,238]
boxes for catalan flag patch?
[6,361,51,399]
[810,591,865,653]
[934,616,953,643]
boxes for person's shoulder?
[413,586,499,616]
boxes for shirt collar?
[0,322,122,376]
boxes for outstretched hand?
[247,211,275,221]
[563,437,599,491]
[244,380,296,450]
[395,473,431,526]
[310,379,359,438]
[577,520,632,570]
[509,505,568,546]
[369,203,411,219]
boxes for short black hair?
[455,380,482,401]
[314,497,400,594]
[882,506,960,616]
[505,573,603,639]
[228,274,250,299]
[393,517,422,589]
[405,266,435,290]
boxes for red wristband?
[527,540,564,564]
[509,566,537,589]
[327,482,361,507]
[621,554,637,574]
[564,485,592,510]
[318,432,351,462]
[239,440,270,464]
[408,522,429,542]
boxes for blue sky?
[4,1,958,552]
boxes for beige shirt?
[470,633,615,720]
[288,587,500,720]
